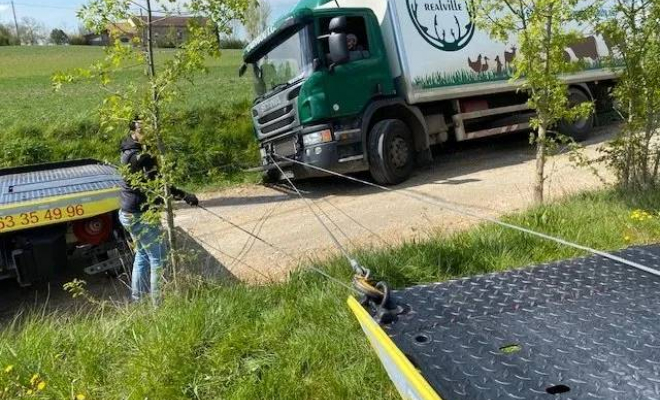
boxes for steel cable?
[197,205,360,294]
[273,153,660,278]
[268,155,368,277]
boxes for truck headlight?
[302,129,333,147]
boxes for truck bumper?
[294,141,367,179]
[263,139,368,180]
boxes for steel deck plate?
[0,161,121,206]
[383,245,660,400]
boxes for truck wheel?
[368,119,414,185]
[558,88,594,142]
[262,168,280,183]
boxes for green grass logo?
[407,0,476,51]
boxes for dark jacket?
[120,135,186,213]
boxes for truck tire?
[262,168,280,183]
[558,88,594,142]
[368,119,414,185]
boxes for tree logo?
[407,0,476,52]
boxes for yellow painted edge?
[347,296,443,400]
[0,196,120,234]
[0,188,120,212]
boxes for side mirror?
[238,63,247,77]
[329,16,347,33]
[329,32,349,70]
[328,16,349,71]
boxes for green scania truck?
[242,0,616,184]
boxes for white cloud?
[0,5,10,13]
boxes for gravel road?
[176,126,616,282]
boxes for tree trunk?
[533,9,552,205]
[145,0,179,289]
[534,125,547,204]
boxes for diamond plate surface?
[383,245,660,400]
[0,163,121,206]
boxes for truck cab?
[244,2,422,184]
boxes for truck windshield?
[253,27,313,97]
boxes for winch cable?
[193,234,275,282]
[231,203,280,268]
[199,205,298,261]
[273,153,660,278]
[268,155,371,278]
[198,204,362,294]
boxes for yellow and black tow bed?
[350,245,660,400]
[0,159,128,285]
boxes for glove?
[183,193,199,207]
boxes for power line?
[6,2,79,10]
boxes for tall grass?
[0,189,659,399]
[0,101,261,189]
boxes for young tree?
[54,0,248,290]
[476,0,597,203]
[50,28,69,45]
[19,17,45,45]
[244,0,271,41]
[597,0,660,188]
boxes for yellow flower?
[3,365,13,373]
[26,389,34,395]
[37,381,46,391]
[624,235,631,242]
[75,394,86,400]
[30,374,39,385]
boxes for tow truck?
[0,159,132,286]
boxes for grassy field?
[0,189,658,399]
[0,46,260,187]
[0,46,252,128]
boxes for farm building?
[86,16,210,47]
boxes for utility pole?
[11,0,20,44]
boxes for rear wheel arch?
[558,85,596,141]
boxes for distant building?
[86,16,210,47]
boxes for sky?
[0,0,298,33]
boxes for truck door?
[317,13,394,119]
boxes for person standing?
[118,117,199,304]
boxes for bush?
[68,35,87,46]
[0,24,19,46]
[219,37,246,50]
[0,101,260,187]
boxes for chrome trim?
[338,155,364,163]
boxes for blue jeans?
[119,211,166,305]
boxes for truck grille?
[253,84,301,139]
[272,137,297,157]
[258,105,293,125]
